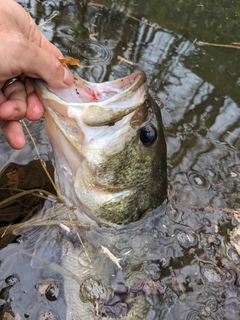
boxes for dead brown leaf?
[220,207,240,223]
[7,168,24,190]
[58,56,80,66]
[205,204,213,213]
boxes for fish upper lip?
[34,71,147,126]
[35,71,146,105]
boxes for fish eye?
[139,125,157,146]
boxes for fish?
[34,70,167,225]
[0,71,167,320]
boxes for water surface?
[0,0,239,319]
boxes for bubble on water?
[200,218,211,227]
[177,132,187,141]
[175,229,198,248]
[205,298,218,312]
[201,265,222,283]
[188,171,209,190]
[125,271,150,288]
[15,235,24,244]
[108,302,128,318]
[198,305,212,317]
[206,169,215,177]
[151,228,160,239]
[69,40,113,65]
[79,277,108,303]
[5,275,20,286]
[45,283,59,301]
[227,248,240,264]
[145,263,161,280]
[186,310,202,320]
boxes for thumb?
[19,37,73,87]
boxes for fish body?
[35,71,167,225]
[0,72,167,320]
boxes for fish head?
[34,71,167,225]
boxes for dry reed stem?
[117,56,135,65]
[0,217,90,237]
[0,188,57,209]
[101,245,122,269]
[22,120,62,201]
[38,11,60,27]
[67,212,91,263]
[198,41,240,49]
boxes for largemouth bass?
[0,71,167,320]
[35,70,167,225]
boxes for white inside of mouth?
[50,84,122,103]
[47,71,142,104]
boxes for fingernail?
[63,67,74,86]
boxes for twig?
[1,223,12,238]
[0,218,90,236]
[117,56,135,65]
[38,11,60,27]
[101,245,122,269]
[0,188,57,209]
[227,131,240,139]
[22,120,62,200]
[198,41,240,49]
[67,212,91,263]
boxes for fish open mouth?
[34,71,147,127]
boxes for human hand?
[0,0,74,149]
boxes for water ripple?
[69,40,113,65]
[187,170,210,190]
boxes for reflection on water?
[0,0,239,319]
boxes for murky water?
[0,0,239,319]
